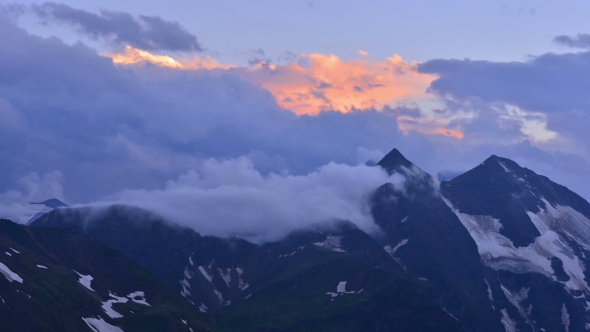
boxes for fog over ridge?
[83,157,406,243]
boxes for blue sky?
[17,0,590,64]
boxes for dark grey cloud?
[554,34,590,49]
[419,52,590,115]
[31,2,202,52]
[416,49,590,191]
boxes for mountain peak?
[377,148,416,174]
[31,198,68,209]
[478,155,525,176]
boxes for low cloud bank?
[0,170,64,224]
[91,157,404,243]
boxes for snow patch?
[218,268,231,287]
[213,289,230,306]
[199,303,208,313]
[500,309,517,332]
[127,291,150,306]
[442,307,458,321]
[180,277,191,289]
[279,251,298,258]
[337,281,354,294]
[237,267,249,291]
[400,216,409,223]
[314,235,345,252]
[327,281,355,297]
[384,239,408,258]
[184,267,193,280]
[189,254,194,266]
[180,281,191,298]
[74,271,95,291]
[444,198,590,293]
[0,263,22,283]
[102,292,128,319]
[82,316,123,332]
[499,162,511,173]
[5,252,11,257]
[501,284,534,328]
[484,279,493,301]
[36,265,48,269]
[9,248,19,254]
[562,303,570,332]
[198,266,213,284]
[391,239,408,254]
[528,199,590,291]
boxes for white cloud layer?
[91,157,405,243]
[0,170,64,224]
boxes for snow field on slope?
[0,262,23,283]
[82,316,123,332]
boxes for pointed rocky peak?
[30,198,68,209]
[445,155,529,191]
[480,155,523,174]
[442,155,544,247]
[377,148,424,175]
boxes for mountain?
[372,148,590,332]
[441,155,590,331]
[30,198,68,209]
[372,148,507,332]
[0,197,68,225]
[0,218,214,332]
[26,198,69,225]
[27,147,590,331]
[31,206,464,331]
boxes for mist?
[89,157,405,243]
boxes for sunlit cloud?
[101,47,463,138]
[501,105,558,142]
[102,47,434,115]
[398,117,465,139]
[358,50,369,57]
[245,53,435,115]
[102,45,236,70]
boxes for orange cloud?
[101,47,464,139]
[102,46,236,70]
[245,53,435,115]
[358,50,370,57]
[397,116,465,139]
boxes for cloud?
[418,53,590,115]
[0,170,64,224]
[101,48,435,116]
[92,157,405,243]
[103,45,235,70]
[554,34,590,49]
[31,2,202,52]
[418,50,590,158]
[2,14,590,210]
[0,98,26,131]
[242,53,435,116]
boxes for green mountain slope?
[0,219,215,332]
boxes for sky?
[1,1,590,239]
